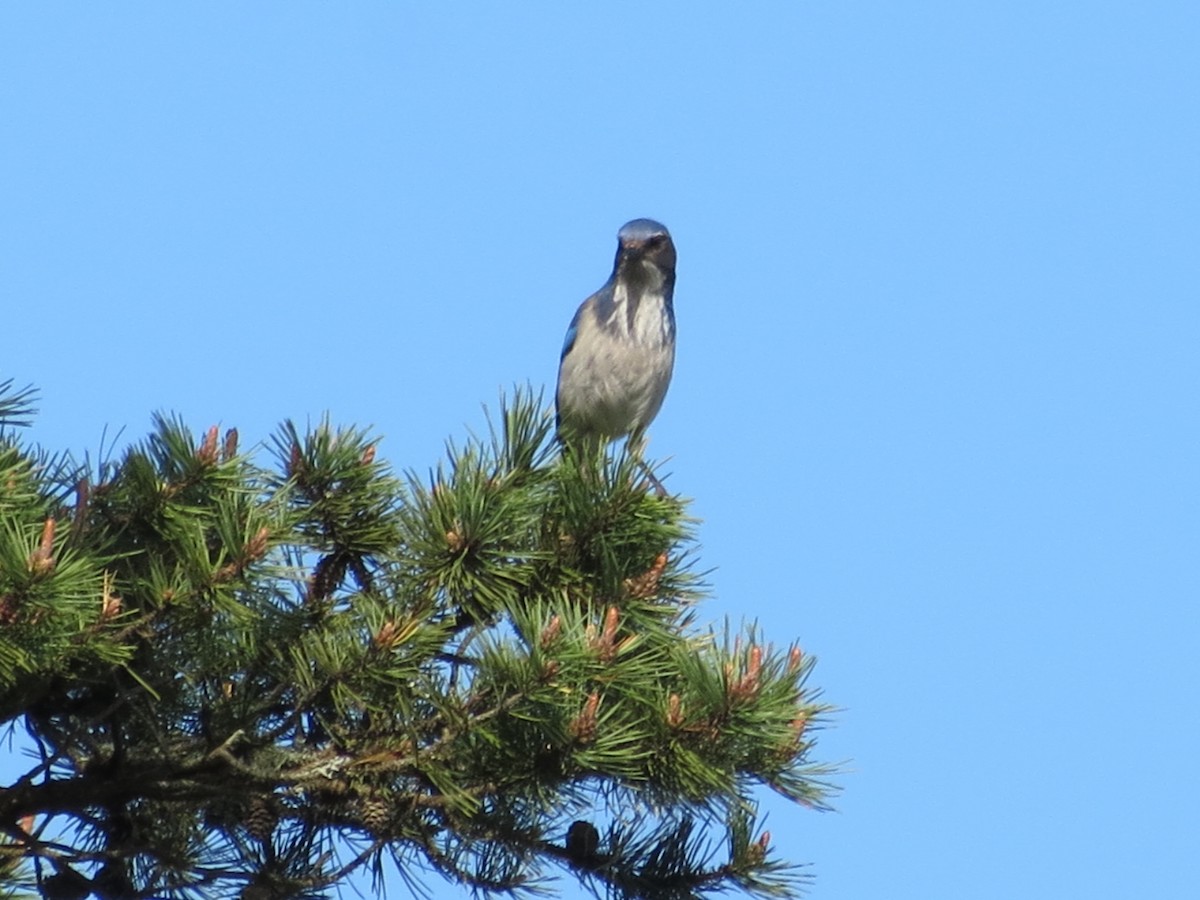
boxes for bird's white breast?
[557,292,675,438]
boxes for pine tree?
[0,381,835,900]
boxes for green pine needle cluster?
[0,383,835,900]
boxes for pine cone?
[41,868,91,900]
[244,796,277,842]
[359,795,390,833]
[566,820,600,864]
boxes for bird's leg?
[638,460,669,496]
[558,431,605,487]
[629,433,669,497]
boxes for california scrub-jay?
[555,218,677,456]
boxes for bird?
[555,218,677,457]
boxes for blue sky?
[3,3,1198,898]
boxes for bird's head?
[614,219,676,285]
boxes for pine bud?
[624,551,669,599]
[745,830,771,865]
[222,427,239,462]
[602,606,619,641]
[72,477,90,533]
[747,644,762,686]
[29,517,56,576]
[788,645,804,674]
[589,606,621,663]
[729,644,762,702]
[666,693,684,728]
[569,692,601,744]
[100,590,122,622]
[373,620,398,650]
[791,713,808,741]
[288,443,303,477]
[197,425,219,466]
[14,814,35,844]
[539,614,563,650]
[244,526,270,563]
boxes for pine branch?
[0,388,836,899]
[0,380,37,430]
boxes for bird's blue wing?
[560,308,582,359]
[561,285,614,360]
